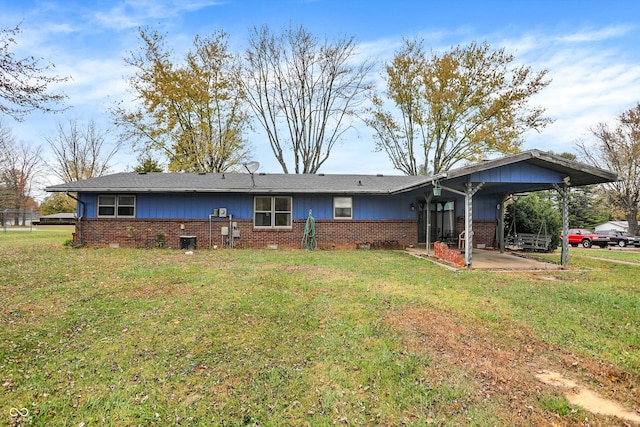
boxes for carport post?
[424,192,433,254]
[465,185,473,267]
[553,183,570,266]
[463,182,485,268]
[437,181,484,268]
[497,194,507,254]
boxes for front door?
[417,199,456,245]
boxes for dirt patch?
[386,306,640,425]
[537,371,640,424]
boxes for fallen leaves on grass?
[385,306,640,426]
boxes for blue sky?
[2,0,640,187]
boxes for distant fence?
[1,209,39,231]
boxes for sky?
[2,0,640,192]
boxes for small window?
[334,196,352,219]
[98,195,116,217]
[117,195,136,217]
[254,196,292,228]
[98,194,136,218]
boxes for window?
[97,195,115,216]
[254,196,292,228]
[98,195,136,218]
[333,196,352,219]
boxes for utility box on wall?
[180,236,197,250]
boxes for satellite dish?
[243,161,260,174]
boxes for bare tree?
[244,24,373,173]
[0,120,42,223]
[0,25,69,121]
[577,103,640,235]
[44,118,120,182]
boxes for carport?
[420,150,617,268]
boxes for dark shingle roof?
[44,150,617,195]
[45,172,430,194]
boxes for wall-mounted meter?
[218,208,227,217]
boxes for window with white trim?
[254,196,292,228]
[333,196,352,219]
[98,195,136,217]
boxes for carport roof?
[430,149,618,195]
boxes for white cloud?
[483,25,640,156]
[91,0,224,31]
[556,24,635,43]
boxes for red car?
[565,228,610,248]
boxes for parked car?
[565,228,610,248]
[602,230,640,247]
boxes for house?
[595,221,629,233]
[35,212,77,225]
[45,150,617,267]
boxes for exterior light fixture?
[433,181,441,196]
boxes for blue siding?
[473,195,500,220]
[80,194,97,217]
[78,191,421,221]
[137,193,249,218]
[445,193,500,221]
[77,189,503,221]
[472,163,564,183]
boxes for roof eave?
[45,186,401,194]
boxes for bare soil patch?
[386,306,640,426]
[537,371,640,424]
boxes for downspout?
[66,192,85,246]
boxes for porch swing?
[505,199,552,252]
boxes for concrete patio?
[406,247,564,271]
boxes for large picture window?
[98,195,136,218]
[333,196,352,219]
[254,196,292,228]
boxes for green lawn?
[1,229,639,426]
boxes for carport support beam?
[553,183,570,266]
[424,192,433,253]
[437,181,484,268]
[497,194,507,254]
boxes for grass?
[1,228,639,426]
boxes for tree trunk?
[627,209,639,236]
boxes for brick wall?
[75,218,418,249]
[75,218,497,250]
[456,218,498,248]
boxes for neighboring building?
[36,212,76,225]
[595,221,629,233]
[45,150,617,267]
